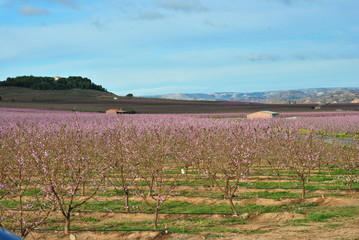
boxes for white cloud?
[245,54,281,62]
[126,86,207,96]
[91,20,109,31]
[260,0,317,5]
[19,5,50,16]
[157,0,208,12]
[135,12,166,21]
[4,0,79,9]
[56,0,77,8]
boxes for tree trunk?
[82,182,86,196]
[301,179,306,199]
[21,230,29,238]
[19,192,24,235]
[125,190,130,213]
[64,216,71,234]
[228,197,238,216]
[148,177,155,197]
[153,207,159,230]
[209,175,216,187]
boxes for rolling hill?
[1,86,359,113]
[146,88,359,104]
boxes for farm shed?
[106,109,127,114]
[247,111,279,119]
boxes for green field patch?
[96,220,154,231]
[79,216,101,223]
[324,223,342,229]
[291,206,359,223]
[309,176,336,182]
[204,234,225,238]
[307,212,337,222]
[161,201,230,214]
[237,180,359,190]
[79,200,142,212]
[241,191,299,199]
[0,200,19,208]
[22,189,43,196]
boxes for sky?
[0,0,358,96]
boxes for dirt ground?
[13,178,359,240]
[28,214,359,240]
[27,196,359,240]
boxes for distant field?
[1,86,359,113]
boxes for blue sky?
[0,0,358,96]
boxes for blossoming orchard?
[0,108,358,239]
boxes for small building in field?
[106,109,127,114]
[247,111,279,119]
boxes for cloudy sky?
[0,0,358,96]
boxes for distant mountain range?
[146,88,359,104]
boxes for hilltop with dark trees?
[0,76,107,92]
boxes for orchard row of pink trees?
[0,110,358,237]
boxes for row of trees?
[0,76,107,92]
[0,114,358,238]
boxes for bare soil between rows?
[28,214,359,240]
[11,171,359,240]
[24,194,359,240]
